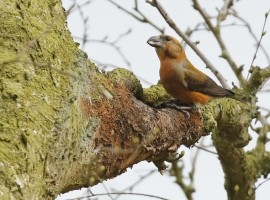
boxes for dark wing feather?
[185,72,234,97]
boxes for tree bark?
[0,1,204,199]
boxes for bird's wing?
[184,67,234,97]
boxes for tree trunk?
[0,1,203,199]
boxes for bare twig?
[230,10,270,65]
[112,29,132,44]
[90,58,153,86]
[73,33,132,68]
[113,170,156,200]
[185,22,257,39]
[256,177,270,190]
[65,192,170,200]
[247,10,270,80]
[70,0,91,49]
[260,106,270,112]
[91,172,114,200]
[194,145,217,155]
[66,0,93,16]
[217,0,233,22]
[192,0,246,86]
[106,0,164,33]
[249,175,270,199]
[168,140,208,200]
[171,160,194,200]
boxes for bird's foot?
[153,151,185,174]
[159,100,197,117]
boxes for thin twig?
[192,0,246,86]
[73,34,132,68]
[92,172,115,200]
[247,10,270,80]
[217,0,233,22]
[194,145,217,155]
[113,170,156,200]
[90,58,153,86]
[230,10,270,65]
[171,160,194,200]
[256,177,270,190]
[64,192,171,200]
[249,177,270,200]
[107,0,164,33]
[66,0,93,16]
[112,29,132,44]
[189,139,204,187]
[71,0,90,49]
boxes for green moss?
[200,102,217,133]
[142,83,171,106]
[0,0,81,198]
[201,97,253,147]
[107,68,143,99]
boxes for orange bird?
[147,35,234,105]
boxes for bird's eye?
[165,36,171,41]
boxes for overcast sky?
[57,1,270,199]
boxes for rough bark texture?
[0,0,78,199]
[0,1,204,199]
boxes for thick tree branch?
[46,67,204,196]
[204,99,257,200]
[246,66,270,94]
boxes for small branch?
[92,173,114,200]
[210,105,255,199]
[112,28,132,44]
[194,144,217,155]
[147,0,230,89]
[260,106,270,112]
[65,192,170,200]
[171,161,195,200]
[90,58,153,86]
[230,10,270,65]
[106,0,164,33]
[247,10,270,80]
[217,0,233,22]
[192,0,246,86]
[66,0,93,16]
[255,177,270,191]
[73,33,132,68]
[247,66,270,93]
[70,0,90,49]
[254,114,270,149]
[113,170,156,200]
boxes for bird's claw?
[165,151,185,163]
[159,100,196,117]
[153,151,185,174]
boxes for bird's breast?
[159,59,187,88]
[159,59,211,104]
[159,60,187,96]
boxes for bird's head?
[147,35,185,60]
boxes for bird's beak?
[147,36,162,47]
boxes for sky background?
[57,0,270,199]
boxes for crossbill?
[147,35,235,105]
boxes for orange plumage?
[147,35,234,105]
